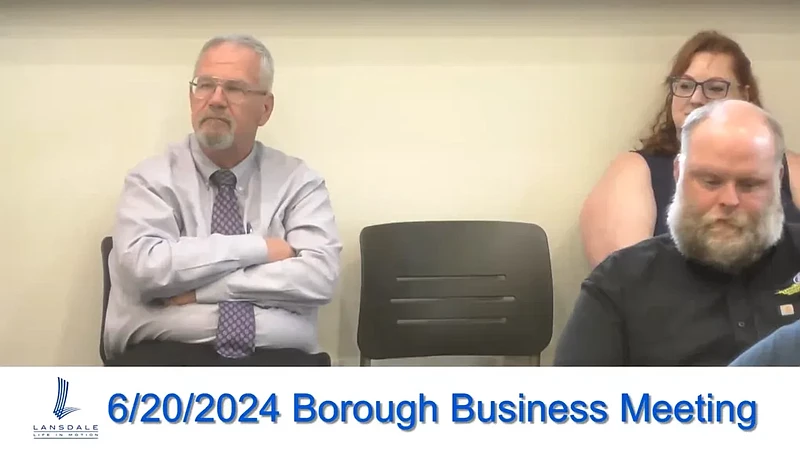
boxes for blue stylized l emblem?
[53,377,79,419]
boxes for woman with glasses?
[579,30,800,268]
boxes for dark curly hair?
[639,30,763,156]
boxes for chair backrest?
[100,236,113,365]
[357,220,553,361]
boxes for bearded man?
[103,34,342,366]
[555,99,800,366]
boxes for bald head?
[679,99,785,168]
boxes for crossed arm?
[113,169,342,310]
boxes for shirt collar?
[189,133,258,189]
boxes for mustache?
[200,114,232,125]
[702,213,749,230]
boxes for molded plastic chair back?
[357,221,553,365]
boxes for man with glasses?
[103,35,342,366]
[556,99,800,366]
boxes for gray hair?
[678,99,786,167]
[194,34,275,92]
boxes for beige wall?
[1,2,798,365]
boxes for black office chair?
[98,236,332,366]
[100,236,113,365]
[357,220,553,366]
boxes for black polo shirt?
[554,224,800,366]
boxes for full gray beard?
[666,182,784,273]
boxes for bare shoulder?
[581,150,656,227]
[579,151,658,266]
[589,151,652,195]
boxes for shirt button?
[737,321,746,328]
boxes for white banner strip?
[0,367,789,448]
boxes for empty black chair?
[100,236,113,365]
[357,220,553,366]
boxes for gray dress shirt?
[103,133,342,360]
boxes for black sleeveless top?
[635,150,800,235]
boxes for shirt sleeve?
[729,321,800,366]
[553,254,627,366]
[113,165,269,303]
[195,171,342,311]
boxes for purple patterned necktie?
[210,169,255,358]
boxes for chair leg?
[359,356,371,366]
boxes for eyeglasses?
[669,76,731,100]
[189,76,268,104]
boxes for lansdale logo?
[32,377,100,440]
[53,377,80,419]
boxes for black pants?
[105,341,331,367]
